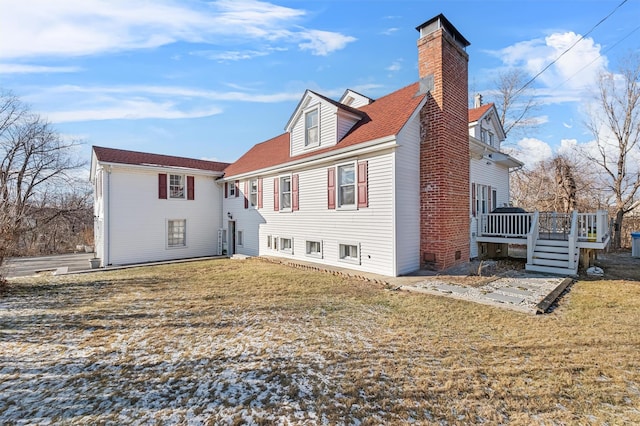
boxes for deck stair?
[526,238,578,275]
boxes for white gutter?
[96,161,225,177]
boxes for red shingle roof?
[224,82,425,177]
[93,146,229,172]
[468,103,493,122]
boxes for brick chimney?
[417,14,470,270]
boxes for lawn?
[1,257,639,425]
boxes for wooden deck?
[476,210,610,274]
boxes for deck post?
[527,211,540,266]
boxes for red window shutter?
[327,167,335,209]
[292,174,299,211]
[187,176,195,200]
[273,177,279,211]
[224,182,228,198]
[244,180,249,209]
[257,178,263,209]
[357,161,368,208]
[471,183,476,217]
[235,180,239,197]
[158,173,167,199]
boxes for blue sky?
[1,0,638,172]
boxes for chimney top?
[416,14,470,50]
[474,93,483,108]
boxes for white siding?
[336,112,360,141]
[469,157,511,258]
[105,166,223,265]
[290,98,339,157]
[223,152,397,276]
[394,116,421,275]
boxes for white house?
[90,147,229,267]
[91,14,608,276]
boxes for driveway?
[1,253,95,278]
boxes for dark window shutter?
[292,174,299,211]
[471,183,476,217]
[327,167,335,209]
[357,161,368,208]
[487,186,492,213]
[273,177,279,211]
[159,173,167,199]
[224,182,228,198]
[258,178,263,209]
[235,180,239,197]
[187,176,195,200]
[244,180,249,209]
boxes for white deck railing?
[478,210,610,245]
[479,213,535,238]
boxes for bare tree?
[491,68,540,140]
[511,153,601,213]
[0,90,86,279]
[583,54,640,249]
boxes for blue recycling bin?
[632,231,640,258]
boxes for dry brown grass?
[1,257,639,424]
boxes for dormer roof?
[224,82,426,178]
[468,102,506,141]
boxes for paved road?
[1,253,95,278]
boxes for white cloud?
[0,0,355,59]
[386,60,402,72]
[47,99,223,123]
[381,28,399,36]
[0,64,82,74]
[491,31,607,102]
[512,137,553,167]
[298,30,356,56]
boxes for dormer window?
[488,132,495,146]
[305,109,319,147]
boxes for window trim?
[229,181,236,197]
[338,242,360,264]
[249,178,258,208]
[169,174,186,199]
[279,237,293,254]
[336,162,357,209]
[304,106,320,148]
[237,230,244,247]
[167,219,187,249]
[305,240,323,259]
[279,174,292,212]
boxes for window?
[475,184,489,215]
[229,181,236,197]
[280,237,292,253]
[488,132,495,146]
[481,129,488,143]
[339,243,359,264]
[306,240,322,258]
[168,219,186,247]
[491,189,498,211]
[237,230,244,247]
[249,179,258,207]
[267,235,272,249]
[280,176,291,210]
[273,236,278,251]
[305,109,319,147]
[338,164,355,207]
[169,174,185,199]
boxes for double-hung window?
[280,176,291,210]
[338,164,355,207]
[306,240,322,258]
[305,109,319,147]
[476,184,488,215]
[169,174,185,199]
[249,179,258,207]
[280,237,293,253]
[168,219,186,247]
